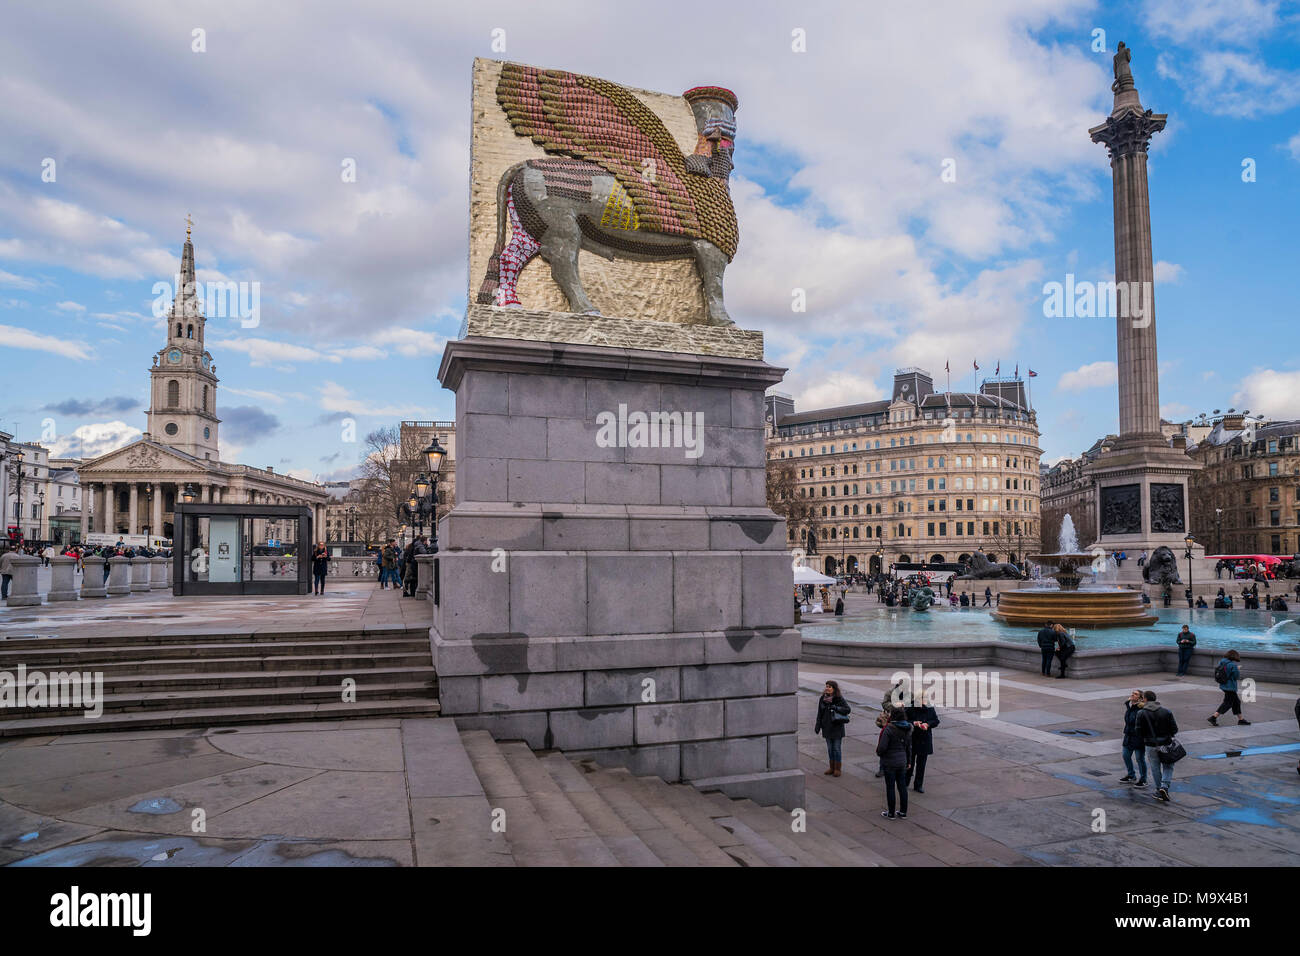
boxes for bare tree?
[766,460,820,552]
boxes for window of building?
[167,379,180,406]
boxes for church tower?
[147,219,220,460]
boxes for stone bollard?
[105,556,130,596]
[415,553,435,599]
[130,556,152,592]
[150,555,169,590]
[4,554,41,607]
[81,555,108,598]
[47,555,80,602]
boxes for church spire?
[170,217,202,324]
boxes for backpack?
[1213,660,1229,684]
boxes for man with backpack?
[1136,691,1182,802]
[1208,649,1250,726]
[1054,624,1076,679]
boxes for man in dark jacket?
[1120,690,1148,787]
[904,693,940,793]
[1136,691,1179,802]
[1175,625,1196,676]
[876,707,913,819]
[1036,622,1057,676]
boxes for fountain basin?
[992,588,1157,628]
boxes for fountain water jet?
[991,514,1157,628]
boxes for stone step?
[0,627,428,650]
[720,795,877,867]
[582,767,717,866]
[0,698,440,737]
[496,742,620,866]
[3,651,434,675]
[458,730,570,867]
[73,665,437,693]
[620,772,773,868]
[0,679,437,719]
[619,773,755,866]
[537,753,664,867]
[0,637,430,664]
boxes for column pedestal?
[432,329,803,809]
[81,555,108,598]
[107,556,132,596]
[4,555,41,607]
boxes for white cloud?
[0,269,36,289]
[1287,132,1300,162]
[49,420,141,458]
[1056,360,1117,392]
[318,380,426,419]
[54,300,86,312]
[214,337,341,367]
[1144,0,1282,47]
[0,323,92,359]
[1153,261,1184,283]
[1231,368,1300,419]
[795,372,887,412]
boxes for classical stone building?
[1188,414,1300,556]
[77,228,329,543]
[766,368,1043,575]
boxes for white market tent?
[793,565,836,585]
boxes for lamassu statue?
[476,64,739,326]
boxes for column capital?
[1089,107,1167,160]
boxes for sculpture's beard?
[709,147,733,180]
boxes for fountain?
[991,515,1158,628]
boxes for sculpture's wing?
[496,63,701,238]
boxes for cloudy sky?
[1,0,1298,478]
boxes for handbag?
[1157,738,1187,764]
[831,710,850,724]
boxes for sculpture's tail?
[475,164,523,306]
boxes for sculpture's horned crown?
[683,86,738,111]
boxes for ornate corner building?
[764,368,1042,575]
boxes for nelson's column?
[1083,42,1201,559]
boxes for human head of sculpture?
[684,86,737,179]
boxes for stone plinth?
[130,557,151,592]
[80,555,108,598]
[432,331,803,809]
[47,556,80,602]
[4,555,41,607]
[107,556,132,596]
[149,556,169,590]
[415,553,435,600]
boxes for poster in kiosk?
[208,516,241,583]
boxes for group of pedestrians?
[375,536,433,596]
[1,538,172,599]
[814,681,941,821]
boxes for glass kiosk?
[172,502,313,595]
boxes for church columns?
[79,491,89,542]
[128,483,139,535]
[151,484,163,538]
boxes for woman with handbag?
[814,681,851,777]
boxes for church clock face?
[167,348,182,364]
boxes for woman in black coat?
[814,680,851,777]
[876,706,913,819]
[904,692,940,793]
[1120,689,1148,787]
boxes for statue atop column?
[1112,41,1134,94]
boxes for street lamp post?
[36,490,45,545]
[1215,508,1223,556]
[15,447,24,545]
[1184,534,1196,615]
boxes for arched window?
[187,324,194,338]
[167,380,179,407]
[176,323,182,338]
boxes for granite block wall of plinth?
[431,334,803,809]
